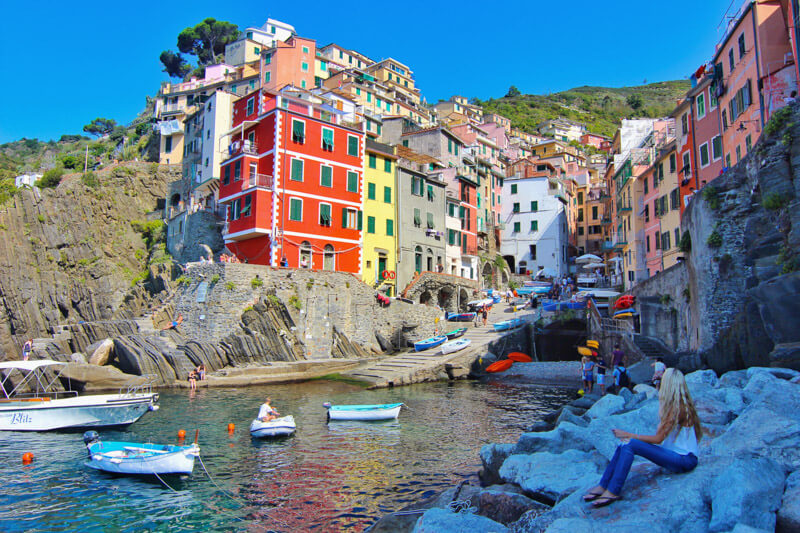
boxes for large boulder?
[480,443,515,485]
[777,470,800,532]
[499,449,605,503]
[717,369,749,389]
[513,423,592,455]
[60,363,148,391]
[746,366,800,381]
[710,406,800,470]
[685,369,719,388]
[413,508,508,533]
[88,338,114,366]
[709,456,785,532]
[583,399,660,459]
[476,487,549,526]
[584,394,626,419]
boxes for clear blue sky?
[0,0,739,143]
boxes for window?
[223,165,230,185]
[682,153,691,176]
[264,71,271,83]
[320,165,332,187]
[530,220,538,232]
[738,33,745,59]
[592,206,598,220]
[427,212,435,229]
[681,113,688,134]
[529,244,537,260]
[347,135,359,156]
[342,208,360,229]
[531,201,538,212]
[578,192,584,204]
[367,182,376,200]
[264,53,271,65]
[234,161,241,181]
[248,162,258,180]
[411,176,423,196]
[386,219,394,236]
[662,231,671,251]
[230,198,241,220]
[448,139,453,154]
[736,145,742,162]
[745,134,752,153]
[578,227,584,236]
[165,135,173,153]
[511,184,518,194]
[368,154,377,169]
[384,186,391,203]
[513,202,520,213]
[712,136,723,160]
[367,216,375,234]
[240,195,252,217]
[513,222,521,233]
[302,46,309,54]
[321,128,334,151]
[728,48,735,72]
[320,203,332,226]
[347,171,358,192]
[289,198,303,221]
[722,109,728,130]
[413,208,421,227]
[290,159,303,181]
[292,120,305,144]
[246,97,255,116]
[669,153,676,173]
[646,236,650,253]
[427,185,435,201]
[301,62,309,72]
[670,188,679,210]
[726,153,731,167]
[644,176,649,194]
[699,143,710,167]
[578,209,584,222]
[675,228,681,248]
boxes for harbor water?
[0,378,571,532]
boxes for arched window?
[426,248,434,272]
[300,241,312,268]
[414,246,422,273]
[323,244,335,271]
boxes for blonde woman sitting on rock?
[583,368,702,508]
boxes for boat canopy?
[0,360,66,371]
[0,360,68,399]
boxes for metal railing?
[241,173,273,190]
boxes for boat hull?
[445,328,467,340]
[250,415,296,437]
[446,312,476,322]
[327,403,402,421]
[493,319,524,332]
[86,441,198,475]
[414,336,447,352]
[441,339,471,355]
[0,393,158,431]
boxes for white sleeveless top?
[661,425,699,456]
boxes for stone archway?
[459,289,469,310]
[482,262,494,287]
[419,290,432,305]
[438,287,453,310]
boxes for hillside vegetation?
[476,80,690,138]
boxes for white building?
[538,119,586,142]
[224,19,295,66]
[15,174,41,188]
[500,174,569,277]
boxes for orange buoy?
[227,423,235,433]
[22,452,34,464]
[486,359,514,373]
[178,429,186,439]
[508,352,533,363]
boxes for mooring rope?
[153,471,178,493]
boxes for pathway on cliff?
[343,302,533,388]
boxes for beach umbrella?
[575,254,602,263]
[582,262,606,270]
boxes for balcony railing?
[225,140,259,159]
[618,204,632,212]
[241,173,273,191]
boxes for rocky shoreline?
[373,366,800,532]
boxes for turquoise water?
[0,379,571,532]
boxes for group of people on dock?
[580,344,629,395]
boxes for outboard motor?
[83,431,100,446]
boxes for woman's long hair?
[658,368,703,441]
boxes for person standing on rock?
[582,368,702,508]
[22,339,33,361]
[611,344,625,370]
[581,355,595,394]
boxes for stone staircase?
[133,317,197,380]
[634,334,674,360]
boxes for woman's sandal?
[592,495,621,508]
[582,489,605,502]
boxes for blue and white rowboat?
[83,432,198,475]
[324,402,403,421]
[493,318,525,332]
[414,335,447,351]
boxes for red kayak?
[508,352,533,363]
[486,359,513,373]
[614,296,635,309]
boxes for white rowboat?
[250,415,296,437]
[324,402,403,421]
[440,339,472,355]
[83,432,198,475]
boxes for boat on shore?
[445,311,477,322]
[414,335,447,352]
[250,415,296,438]
[441,339,471,355]
[0,360,159,431]
[324,402,403,421]
[493,318,525,332]
[83,431,198,475]
[445,327,467,340]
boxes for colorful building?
[362,140,398,294]
[218,90,365,273]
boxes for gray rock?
[624,392,647,411]
[585,394,626,419]
[727,524,774,533]
[527,421,553,433]
[746,366,800,381]
[555,408,588,428]
[514,423,592,455]
[618,387,633,401]
[777,471,800,533]
[709,456,785,532]
[60,363,148,391]
[694,394,735,426]
[569,396,596,409]
[88,338,114,365]
[413,508,508,533]
[539,518,599,532]
[476,487,550,525]
[480,443,515,485]
[584,399,660,459]
[686,368,719,388]
[710,406,800,470]
[627,360,653,386]
[718,369,749,389]
[499,449,604,503]
[633,383,657,398]
[70,352,87,363]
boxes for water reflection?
[0,379,571,532]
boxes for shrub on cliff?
[130,220,165,248]
[707,230,723,248]
[36,167,65,189]
[82,171,99,188]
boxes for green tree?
[36,168,65,189]
[83,118,117,137]
[109,126,126,144]
[626,94,643,111]
[159,50,192,79]
[506,85,521,98]
[60,155,81,169]
[177,18,239,66]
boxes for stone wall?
[166,209,225,263]
[400,271,480,311]
[631,262,691,352]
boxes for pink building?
[688,74,724,192]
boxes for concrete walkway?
[343,301,535,389]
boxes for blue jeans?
[599,439,698,495]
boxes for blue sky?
[0,0,738,143]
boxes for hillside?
[476,80,691,138]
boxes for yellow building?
[362,139,398,295]
[656,143,682,270]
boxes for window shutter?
[384,158,391,173]
[384,186,391,203]
[367,216,375,233]
[427,212,434,229]
[342,207,348,228]
[386,219,394,236]
[321,166,332,187]
[369,154,376,168]
[347,171,358,192]
[291,159,303,181]
[322,128,334,150]
[357,210,363,230]
[368,182,376,200]
[348,136,358,156]
[292,121,305,143]
[531,201,537,211]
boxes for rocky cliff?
[681,103,800,372]
[0,162,179,358]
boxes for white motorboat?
[249,415,296,437]
[83,431,198,475]
[324,402,403,421]
[440,339,472,355]
[0,360,159,431]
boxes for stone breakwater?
[397,367,800,532]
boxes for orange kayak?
[508,352,533,363]
[486,359,514,373]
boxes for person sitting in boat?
[258,398,280,422]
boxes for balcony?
[618,204,632,212]
[225,140,259,160]
[241,173,273,191]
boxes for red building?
[458,176,478,256]
[219,90,365,273]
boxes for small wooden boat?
[83,431,198,475]
[467,298,494,310]
[414,335,447,352]
[493,318,525,332]
[250,415,296,438]
[491,294,503,304]
[446,312,477,322]
[508,352,533,363]
[324,402,403,421]
[441,339,471,355]
[445,327,467,339]
[486,359,513,373]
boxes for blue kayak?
[414,335,447,352]
[493,318,525,331]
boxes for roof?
[396,145,440,165]
[401,126,467,145]
[0,360,65,371]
